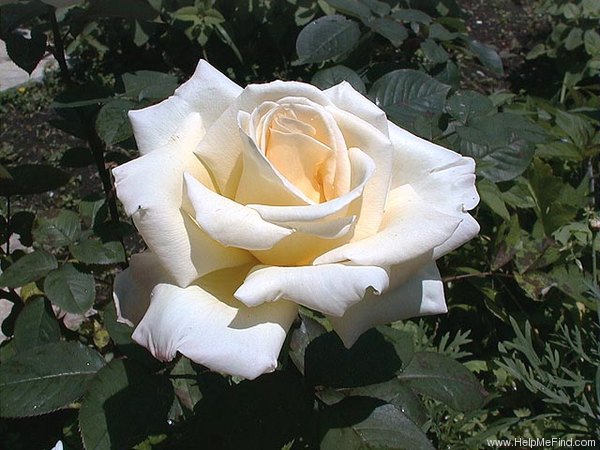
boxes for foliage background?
[0,0,598,449]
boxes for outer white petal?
[434,214,480,258]
[113,252,171,327]
[129,60,242,155]
[113,149,254,287]
[195,81,333,198]
[132,266,298,380]
[314,185,461,267]
[234,264,389,317]
[329,263,446,347]
[324,81,390,136]
[325,106,394,239]
[389,122,479,214]
[183,172,293,250]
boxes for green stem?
[49,11,70,84]
[5,195,10,255]
[86,124,128,264]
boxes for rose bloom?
[113,60,479,379]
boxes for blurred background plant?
[0,0,598,449]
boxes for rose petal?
[113,252,172,327]
[113,149,254,287]
[183,172,293,250]
[324,81,390,136]
[326,106,394,239]
[434,213,480,258]
[248,148,376,265]
[129,59,242,156]
[195,81,334,198]
[132,265,298,380]
[389,122,480,214]
[247,147,374,234]
[234,264,389,317]
[329,263,446,347]
[236,126,314,205]
[314,184,461,267]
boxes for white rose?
[113,60,479,379]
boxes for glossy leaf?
[446,90,495,124]
[369,17,408,46]
[305,327,413,388]
[369,69,451,129]
[0,250,57,288]
[69,240,125,265]
[398,352,487,412]
[0,341,105,417]
[319,397,434,450]
[33,209,81,247]
[465,38,504,76]
[13,297,60,353]
[79,359,174,450]
[44,264,95,315]
[95,99,136,145]
[120,70,179,101]
[311,65,366,93]
[296,15,360,64]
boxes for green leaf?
[33,209,81,247]
[0,341,105,417]
[477,179,510,220]
[79,359,174,450]
[319,379,427,426]
[44,264,95,315]
[0,164,70,196]
[320,397,435,450]
[4,28,46,74]
[452,112,546,182]
[446,90,494,124]
[13,297,61,353]
[562,3,580,19]
[325,0,373,20]
[584,29,600,55]
[305,327,413,388]
[465,38,504,76]
[369,69,451,130]
[369,17,408,47]
[69,240,125,265]
[391,9,431,24]
[120,70,179,101]
[536,141,582,161]
[79,194,107,228]
[564,27,583,50]
[398,352,487,411]
[170,357,203,413]
[420,38,449,64]
[554,110,594,146]
[95,99,135,145]
[0,250,58,288]
[311,65,366,94]
[289,313,328,375]
[296,15,360,64]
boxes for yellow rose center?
[252,101,350,204]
